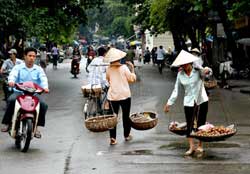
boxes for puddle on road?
[205,142,240,148]
[159,142,189,150]
[159,142,240,150]
[121,149,153,155]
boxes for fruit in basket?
[169,121,187,130]
[130,112,154,123]
[194,126,235,137]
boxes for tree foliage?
[81,0,134,39]
[0,0,104,46]
[125,0,249,52]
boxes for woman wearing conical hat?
[104,48,136,145]
[164,50,212,155]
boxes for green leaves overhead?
[84,0,134,38]
[0,0,104,44]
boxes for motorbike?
[71,55,80,78]
[9,82,44,152]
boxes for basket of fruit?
[85,114,118,132]
[190,124,237,142]
[130,111,158,130]
[168,121,187,136]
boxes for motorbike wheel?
[58,58,63,63]
[15,119,33,152]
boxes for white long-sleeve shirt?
[167,68,208,107]
[87,56,108,87]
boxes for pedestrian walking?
[104,48,136,145]
[151,47,157,65]
[125,45,135,65]
[87,46,108,114]
[190,48,203,70]
[156,45,166,74]
[51,43,59,69]
[39,46,48,71]
[164,50,212,155]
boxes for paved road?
[0,58,250,174]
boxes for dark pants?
[184,101,208,137]
[2,92,48,127]
[52,55,58,67]
[2,81,9,100]
[71,58,80,73]
[157,59,164,74]
[85,58,92,72]
[109,98,131,139]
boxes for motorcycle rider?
[1,47,49,138]
[71,46,81,74]
[0,49,23,100]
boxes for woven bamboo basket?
[169,127,187,136]
[168,122,187,136]
[130,112,158,130]
[204,79,217,89]
[85,115,118,132]
[191,129,237,142]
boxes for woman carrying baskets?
[104,48,136,145]
[164,50,212,156]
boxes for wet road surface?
[0,59,250,174]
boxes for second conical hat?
[103,48,127,63]
[171,50,199,67]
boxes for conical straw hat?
[171,50,199,67]
[104,48,127,63]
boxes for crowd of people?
[0,43,214,155]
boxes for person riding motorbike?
[1,47,49,138]
[71,46,81,75]
[0,48,23,100]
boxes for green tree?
[0,0,104,49]
[81,0,134,40]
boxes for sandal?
[125,135,133,141]
[196,147,204,153]
[34,131,42,139]
[184,148,195,156]
[110,138,117,145]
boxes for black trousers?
[184,101,208,137]
[52,55,58,66]
[157,59,164,74]
[2,92,48,127]
[109,98,131,139]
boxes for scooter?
[71,55,80,78]
[9,82,44,152]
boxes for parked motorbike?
[71,55,80,78]
[8,82,44,152]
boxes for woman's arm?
[124,64,136,83]
[167,73,181,106]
